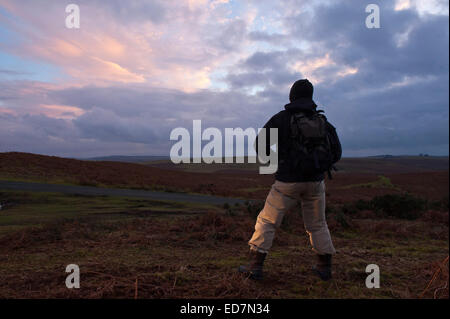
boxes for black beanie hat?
[289,79,314,102]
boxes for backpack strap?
[289,113,307,168]
[290,113,307,140]
[289,113,298,139]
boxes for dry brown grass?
[0,152,448,299]
[0,205,447,299]
[419,256,449,299]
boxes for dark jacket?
[256,97,340,182]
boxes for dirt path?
[0,180,246,206]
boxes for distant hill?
[145,155,449,174]
[82,155,169,163]
[0,152,448,201]
[0,152,274,198]
[336,156,449,174]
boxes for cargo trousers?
[248,180,336,255]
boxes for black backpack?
[289,110,342,179]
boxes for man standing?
[239,79,341,281]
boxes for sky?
[0,0,448,158]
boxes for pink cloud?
[39,104,86,119]
[0,0,249,91]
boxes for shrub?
[354,199,372,211]
[333,210,352,228]
[341,203,358,215]
[245,200,264,219]
[429,196,449,211]
[326,193,429,221]
[370,193,427,220]
[225,207,239,216]
[325,204,339,216]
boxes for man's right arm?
[254,114,278,159]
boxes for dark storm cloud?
[284,1,448,85]
[0,83,277,157]
[0,112,166,157]
[222,0,449,155]
[225,50,304,91]
[308,2,449,155]
[50,84,276,129]
[239,50,289,72]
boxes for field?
[0,152,448,299]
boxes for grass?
[326,192,446,221]
[0,175,191,194]
[237,187,269,193]
[339,175,400,190]
[0,189,448,299]
[0,190,217,235]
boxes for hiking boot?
[238,249,267,280]
[312,254,332,281]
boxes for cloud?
[0,81,280,157]
[248,31,290,45]
[0,0,250,90]
[0,0,448,157]
[0,69,30,75]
